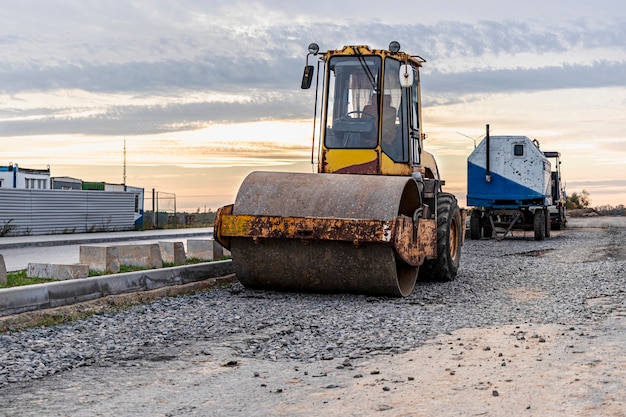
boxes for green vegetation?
[22,311,95,328]
[1,256,232,288]
[564,190,624,215]
[86,264,153,277]
[566,189,591,209]
[161,257,214,268]
[1,219,17,237]
[1,270,55,288]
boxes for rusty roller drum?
[229,171,422,297]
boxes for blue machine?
[467,125,566,240]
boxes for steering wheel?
[345,110,375,119]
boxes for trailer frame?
[470,205,552,241]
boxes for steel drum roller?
[229,171,421,297]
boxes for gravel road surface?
[0,218,624,416]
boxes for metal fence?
[0,189,136,236]
[144,190,177,228]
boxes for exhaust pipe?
[485,124,491,183]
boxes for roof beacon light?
[389,41,401,53]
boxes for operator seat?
[362,94,379,119]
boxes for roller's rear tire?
[420,193,462,282]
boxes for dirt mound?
[568,208,601,217]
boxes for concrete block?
[115,243,163,269]
[187,239,229,261]
[214,240,230,257]
[27,263,89,280]
[46,277,102,307]
[0,254,6,286]
[159,241,186,265]
[187,239,213,260]
[176,260,234,284]
[80,246,120,273]
[96,273,146,296]
[0,284,50,316]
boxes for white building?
[0,164,50,189]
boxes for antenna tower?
[123,137,127,186]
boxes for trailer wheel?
[420,193,462,281]
[483,221,493,239]
[470,210,481,240]
[544,209,551,238]
[533,210,546,241]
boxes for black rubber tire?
[482,221,493,239]
[420,193,463,282]
[533,209,546,241]
[470,210,481,240]
[544,209,551,238]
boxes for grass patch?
[2,257,233,288]
[1,270,55,288]
[87,264,151,277]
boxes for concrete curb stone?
[0,260,234,317]
[0,255,6,286]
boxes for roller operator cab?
[214,42,464,297]
[308,43,440,179]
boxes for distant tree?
[566,193,578,209]
[595,204,625,216]
[566,189,591,209]
[579,189,591,208]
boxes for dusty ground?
[0,218,624,417]
[5,313,622,417]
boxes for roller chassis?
[214,174,464,296]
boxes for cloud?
[1,6,625,137]
[0,91,313,136]
[2,1,624,208]
[423,60,626,103]
[3,14,624,92]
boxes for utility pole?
[123,137,127,186]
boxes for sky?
[1,0,625,212]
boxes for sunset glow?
[1,1,625,211]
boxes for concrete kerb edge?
[0,231,214,250]
[0,260,234,318]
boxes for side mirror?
[399,64,413,88]
[301,65,314,89]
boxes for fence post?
[152,188,157,228]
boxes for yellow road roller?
[214,42,465,297]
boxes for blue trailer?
[467,125,566,240]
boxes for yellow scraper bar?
[218,213,394,243]
[214,204,437,267]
